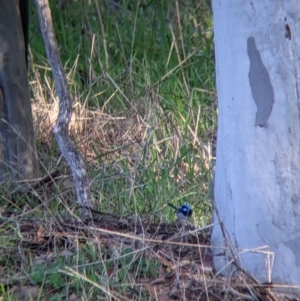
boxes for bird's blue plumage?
[168,203,193,221]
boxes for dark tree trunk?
[19,0,29,67]
[0,0,38,182]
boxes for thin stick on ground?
[214,206,278,301]
[33,0,93,216]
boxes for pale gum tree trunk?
[212,0,300,292]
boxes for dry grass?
[29,60,215,223]
[0,1,284,300]
[0,77,278,300]
[0,208,280,301]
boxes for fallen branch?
[34,0,93,217]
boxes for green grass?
[29,0,215,223]
[1,0,216,300]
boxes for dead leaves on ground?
[0,212,279,301]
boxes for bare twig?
[214,207,278,301]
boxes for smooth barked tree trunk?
[212,0,300,293]
[0,0,37,182]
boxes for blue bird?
[168,203,193,221]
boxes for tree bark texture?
[212,0,300,293]
[0,0,38,182]
[34,0,93,214]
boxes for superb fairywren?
[168,203,193,221]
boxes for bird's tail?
[167,203,177,210]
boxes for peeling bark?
[212,0,300,294]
